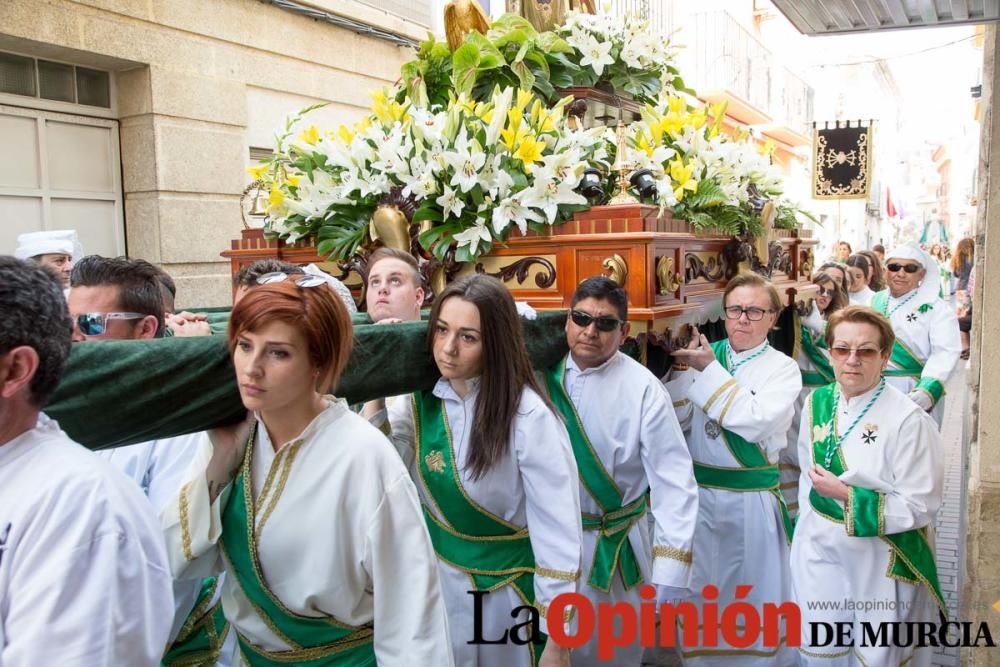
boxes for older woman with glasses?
[871,243,961,425]
[792,305,944,667]
[665,273,801,666]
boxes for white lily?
[443,130,486,193]
[436,186,465,221]
[520,179,588,224]
[492,194,544,235]
[578,36,615,77]
[452,222,492,255]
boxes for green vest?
[808,384,946,614]
[798,320,835,388]
[219,424,376,666]
[870,290,945,405]
[412,391,545,663]
[543,357,648,592]
[160,577,228,667]
[691,341,794,542]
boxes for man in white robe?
[68,254,232,665]
[666,273,801,666]
[550,277,697,666]
[14,229,81,293]
[872,243,960,425]
[0,256,174,666]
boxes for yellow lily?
[285,174,301,187]
[669,159,698,202]
[514,135,545,171]
[298,125,320,146]
[666,96,687,115]
[337,124,355,144]
[267,187,285,210]
[246,164,268,180]
[758,138,776,156]
[454,93,476,116]
[634,130,656,157]
[514,88,533,112]
[500,122,529,153]
[370,89,391,124]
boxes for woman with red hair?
[161,276,453,666]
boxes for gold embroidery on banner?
[703,379,736,414]
[653,545,693,564]
[535,566,580,582]
[179,481,195,562]
[424,449,446,474]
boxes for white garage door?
[0,103,124,259]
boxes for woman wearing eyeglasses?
[781,272,849,521]
[791,306,944,666]
[846,254,875,306]
[871,243,961,425]
[665,273,802,666]
[387,274,582,667]
[160,279,454,665]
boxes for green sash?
[161,577,229,667]
[543,358,647,592]
[800,323,835,387]
[696,341,794,542]
[808,384,946,614]
[871,291,945,405]
[413,392,545,660]
[220,426,376,666]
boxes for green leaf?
[536,32,573,54]
[466,32,505,71]
[511,60,535,91]
[454,244,474,263]
[413,202,444,223]
[452,42,481,96]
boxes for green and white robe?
[791,382,944,667]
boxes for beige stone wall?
[0,0,422,307]
[963,24,1000,667]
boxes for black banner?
[812,123,872,199]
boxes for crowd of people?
[0,228,963,666]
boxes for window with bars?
[0,51,111,108]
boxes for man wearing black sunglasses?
[67,255,233,664]
[0,256,174,664]
[540,276,697,665]
[870,243,960,424]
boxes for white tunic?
[791,383,943,667]
[879,288,960,424]
[162,398,453,666]
[664,341,801,666]
[0,415,174,666]
[562,352,698,666]
[848,287,875,306]
[389,379,583,667]
[100,435,211,643]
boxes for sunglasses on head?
[886,263,921,274]
[255,271,327,288]
[830,346,882,361]
[75,312,144,337]
[570,309,624,332]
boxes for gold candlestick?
[608,120,638,205]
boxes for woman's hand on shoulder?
[206,411,254,501]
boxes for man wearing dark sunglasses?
[0,256,174,664]
[870,243,960,424]
[67,255,233,664]
[540,276,697,665]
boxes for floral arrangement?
[254,87,609,262]
[400,12,685,110]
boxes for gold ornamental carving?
[602,254,628,287]
[656,256,682,295]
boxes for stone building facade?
[0,0,428,306]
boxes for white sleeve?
[803,303,824,336]
[386,395,417,470]
[923,303,961,385]
[515,406,583,632]
[366,475,454,666]
[643,382,698,589]
[688,358,802,449]
[796,392,817,513]
[146,434,203,512]
[160,434,224,582]
[662,368,696,431]
[3,497,174,666]
[843,410,943,535]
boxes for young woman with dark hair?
[857,249,886,292]
[846,254,876,305]
[161,279,453,666]
[388,274,582,667]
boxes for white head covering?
[885,241,940,303]
[302,263,358,314]
[14,229,82,261]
